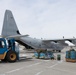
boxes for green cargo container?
[57,54,61,60]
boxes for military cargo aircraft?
[1,10,76,52]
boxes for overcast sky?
[0,0,76,39]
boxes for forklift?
[0,38,19,62]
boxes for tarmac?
[0,47,76,75]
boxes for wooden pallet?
[66,58,76,63]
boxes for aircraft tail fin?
[1,10,20,37]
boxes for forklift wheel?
[1,59,7,62]
[6,50,17,62]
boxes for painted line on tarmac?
[27,62,41,68]
[48,63,58,68]
[48,60,63,68]
[53,68,76,74]
[35,71,43,75]
[5,60,51,74]
[5,60,63,75]
[35,60,63,75]
[0,74,5,75]
[5,62,41,74]
[6,67,24,74]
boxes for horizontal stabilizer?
[7,34,29,38]
[0,35,29,39]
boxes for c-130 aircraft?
[1,10,76,52]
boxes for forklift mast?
[8,38,15,51]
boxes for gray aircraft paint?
[2,10,19,36]
[2,10,75,50]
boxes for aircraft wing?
[42,38,76,42]
[42,38,76,45]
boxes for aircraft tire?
[59,50,61,52]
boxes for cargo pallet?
[66,58,76,63]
